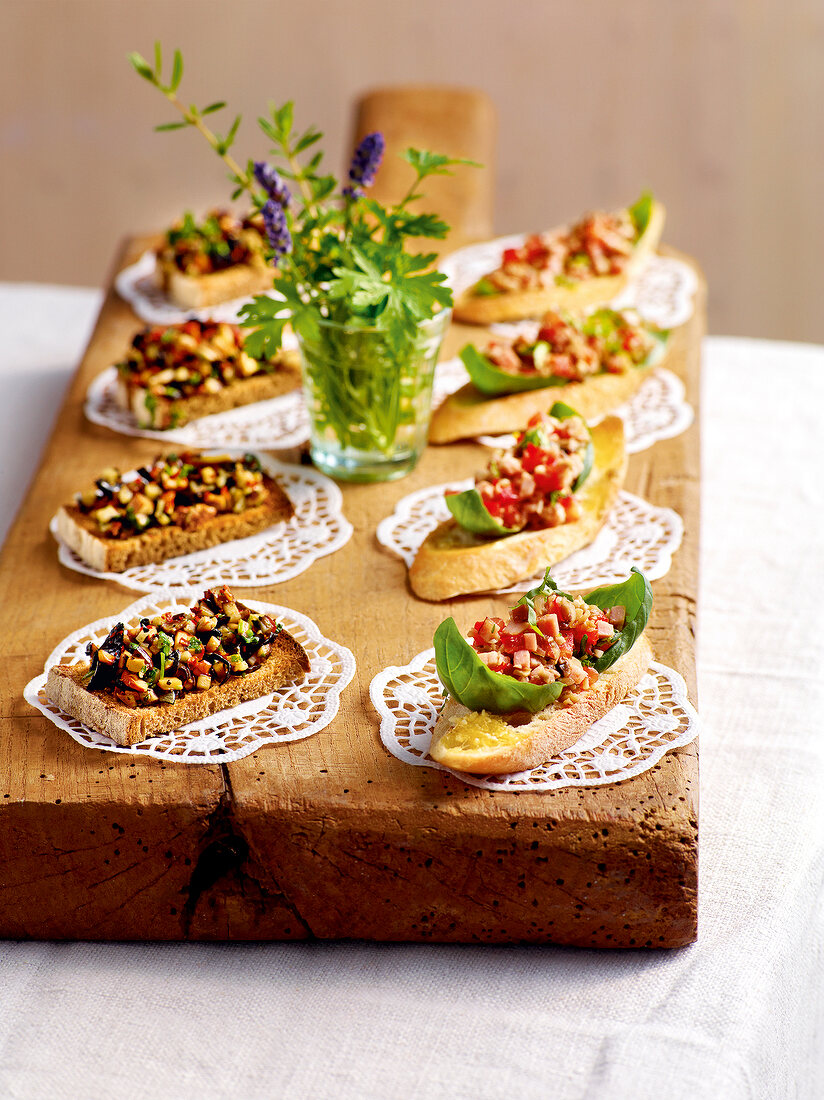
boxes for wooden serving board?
[0,240,702,946]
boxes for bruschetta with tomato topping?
[429,308,667,443]
[453,193,665,325]
[430,569,652,773]
[409,404,626,601]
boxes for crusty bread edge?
[452,200,665,324]
[115,351,301,430]
[158,256,273,310]
[55,473,294,573]
[429,362,652,443]
[430,634,653,773]
[45,628,311,747]
[409,416,627,601]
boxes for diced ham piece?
[538,613,561,639]
[608,606,626,629]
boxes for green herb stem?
[159,87,254,196]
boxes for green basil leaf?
[472,277,500,297]
[459,316,668,399]
[459,344,568,396]
[583,567,652,671]
[445,488,520,537]
[628,191,654,237]
[433,618,563,715]
[516,566,651,673]
[435,568,651,714]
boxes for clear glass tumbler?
[296,309,451,482]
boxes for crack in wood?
[180,766,313,939]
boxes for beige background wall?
[2,0,822,341]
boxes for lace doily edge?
[46,457,353,592]
[369,655,701,791]
[22,598,357,763]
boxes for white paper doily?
[24,592,356,763]
[85,366,310,451]
[376,486,682,593]
[51,456,353,593]
[431,360,693,456]
[115,248,297,328]
[441,239,697,330]
[370,652,699,791]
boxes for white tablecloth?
[0,285,821,1100]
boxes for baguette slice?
[429,360,655,444]
[55,472,293,574]
[453,200,665,325]
[157,253,273,310]
[116,350,301,430]
[46,627,310,747]
[409,415,626,601]
[430,634,652,773]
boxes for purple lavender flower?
[343,131,385,200]
[253,161,292,207]
[261,199,292,260]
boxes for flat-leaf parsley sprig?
[129,44,477,362]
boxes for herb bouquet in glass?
[130,46,476,480]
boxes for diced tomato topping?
[467,588,619,691]
[533,465,567,493]
[519,443,543,474]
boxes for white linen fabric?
[0,289,822,1100]
[0,284,102,545]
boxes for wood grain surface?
[0,240,702,946]
[354,86,497,250]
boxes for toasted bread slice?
[157,253,273,310]
[116,350,301,430]
[55,473,293,574]
[46,626,310,747]
[453,201,665,325]
[429,361,654,444]
[430,634,652,773]
[409,416,626,601]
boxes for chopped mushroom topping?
[83,586,283,708]
[115,320,278,410]
[75,452,268,540]
[158,210,265,275]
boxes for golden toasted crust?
[429,362,655,444]
[45,627,311,747]
[429,634,652,773]
[157,254,273,310]
[452,201,665,325]
[409,416,626,601]
[116,351,301,430]
[55,474,293,573]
